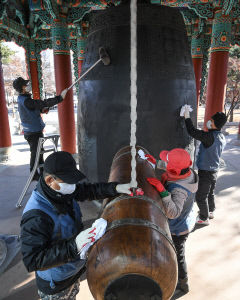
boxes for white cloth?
[75,218,107,259]
[180,104,193,117]
[138,149,155,168]
[116,183,132,195]
[60,88,68,99]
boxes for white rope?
[130,0,138,188]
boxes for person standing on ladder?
[13,77,68,181]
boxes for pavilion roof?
[0,1,240,49]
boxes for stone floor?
[0,130,240,300]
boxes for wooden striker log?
[87,146,178,300]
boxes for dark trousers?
[172,233,189,280]
[24,132,44,173]
[196,169,218,220]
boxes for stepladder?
[16,135,60,208]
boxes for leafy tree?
[229,45,240,59]
[226,46,240,122]
[0,41,15,64]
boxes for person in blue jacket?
[13,77,68,180]
[20,151,132,300]
[182,107,227,225]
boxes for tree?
[226,45,240,122]
[2,51,26,104]
[41,50,56,97]
[229,45,240,59]
[0,41,15,64]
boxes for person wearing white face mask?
[20,151,132,300]
[13,77,68,181]
[182,106,227,226]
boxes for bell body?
[78,3,196,181]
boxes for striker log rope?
[130,0,138,188]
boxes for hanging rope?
[130,0,138,188]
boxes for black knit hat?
[44,151,86,184]
[13,77,29,93]
[211,112,227,129]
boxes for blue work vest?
[18,94,45,133]
[23,190,85,289]
[167,183,195,236]
[196,131,226,171]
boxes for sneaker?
[196,215,209,226]
[209,212,214,219]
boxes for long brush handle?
[67,58,101,91]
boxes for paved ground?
[0,115,239,300]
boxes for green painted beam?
[0,16,29,39]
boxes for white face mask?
[55,182,76,195]
[206,120,212,129]
[25,84,32,93]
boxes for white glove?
[180,105,193,118]
[138,149,155,169]
[116,183,132,195]
[60,88,68,99]
[75,218,107,259]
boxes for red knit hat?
[159,148,192,176]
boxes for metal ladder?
[16,135,60,208]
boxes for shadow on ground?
[2,282,39,300]
[0,218,97,300]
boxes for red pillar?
[0,55,12,149]
[204,51,229,126]
[54,54,76,154]
[204,10,231,129]
[29,60,41,99]
[77,35,86,77]
[192,57,203,108]
[191,29,204,119]
[52,20,76,154]
[78,60,83,77]
[27,40,41,100]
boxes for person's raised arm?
[181,105,214,147]
[24,89,68,111]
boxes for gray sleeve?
[161,188,188,219]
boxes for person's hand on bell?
[145,154,156,165]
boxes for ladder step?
[16,134,60,209]
[40,148,56,154]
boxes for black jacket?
[185,118,218,148]
[20,179,118,294]
[22,93,63,112]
